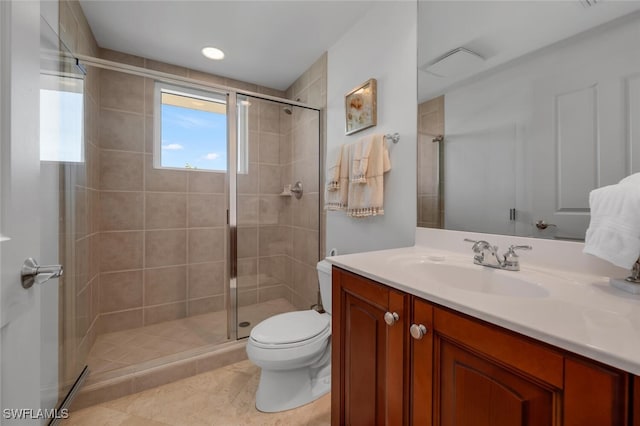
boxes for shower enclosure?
[60,57,321,389]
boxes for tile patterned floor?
[88,299,296,375]
[65,360,331,426]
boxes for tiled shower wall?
[286,54,326,309]
[236,98,293,310]
[95,49,308,333]
[61,0,326,340]
[417,95,444,229]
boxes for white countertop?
[326,228,640,375]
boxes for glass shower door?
[233,94,320,339]
[39,15,89,415]
[234,95,295,338]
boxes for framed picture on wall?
[345,78,377,135]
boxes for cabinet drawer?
[434,307,563,388]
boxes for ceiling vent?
[422,48,485,78]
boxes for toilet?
[246,259,333,412]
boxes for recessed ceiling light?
[201,47,225,60]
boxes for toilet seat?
[249,310,330,349]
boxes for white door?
[530,29,640,240]
[1,1,49,423]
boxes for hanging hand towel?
[350,135,375,183]
[324,145,349,211]
[583,178,640,269]
[347,134,391,218]
[326,145,343,191]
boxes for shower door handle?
[21,258,63,289]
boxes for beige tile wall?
[417,96,444,228]
[96,48,298,332]
[285,53,326,310]
[62,0,327,342]
[237,98,293,309]
[59,0,101,387]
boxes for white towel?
[347,134,391,218]
[324,145,349,211]
[583,178,640,269]
[619,172,640,186]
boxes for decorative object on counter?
[345,78,377,135]
[583,173,640,293]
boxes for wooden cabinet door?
[633,376,640,426]
[332,268,408,426]
[564,357,629,426]
[410,297,434,425]
[436,338,556,426]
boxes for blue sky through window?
[161,103,227,171]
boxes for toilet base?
[255,364,331,413]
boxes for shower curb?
[70,340,247,411]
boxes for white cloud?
[162,143,184,151]
[204,153,220,160]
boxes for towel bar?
[384,133,400,144]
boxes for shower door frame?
[74,54,320,343]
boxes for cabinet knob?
[410,324,428,340]
[384,311,399,326]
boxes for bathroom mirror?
[417,1,640,240]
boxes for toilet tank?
[316,260,333,315]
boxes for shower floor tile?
[66,359,331,425]
[87,298,295,376]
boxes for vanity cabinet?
[333,266,632,426]
[331,267,409,426]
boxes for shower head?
[283,105,293,115]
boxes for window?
[155,82,235,172]
[40,73,84,163]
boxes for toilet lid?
[250,310,330,345]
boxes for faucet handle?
[464,239,494,252]
[507,245,532,253]
[503,245,532,271]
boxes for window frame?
[153,81,232,173]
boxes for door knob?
[410,324,428,340]
[384,311,399,326]
[535,220,557,230]
[21,258,63,289]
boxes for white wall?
[326,1,417,256]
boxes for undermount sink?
[389,253,549,298]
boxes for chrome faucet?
[464,239,532,271]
